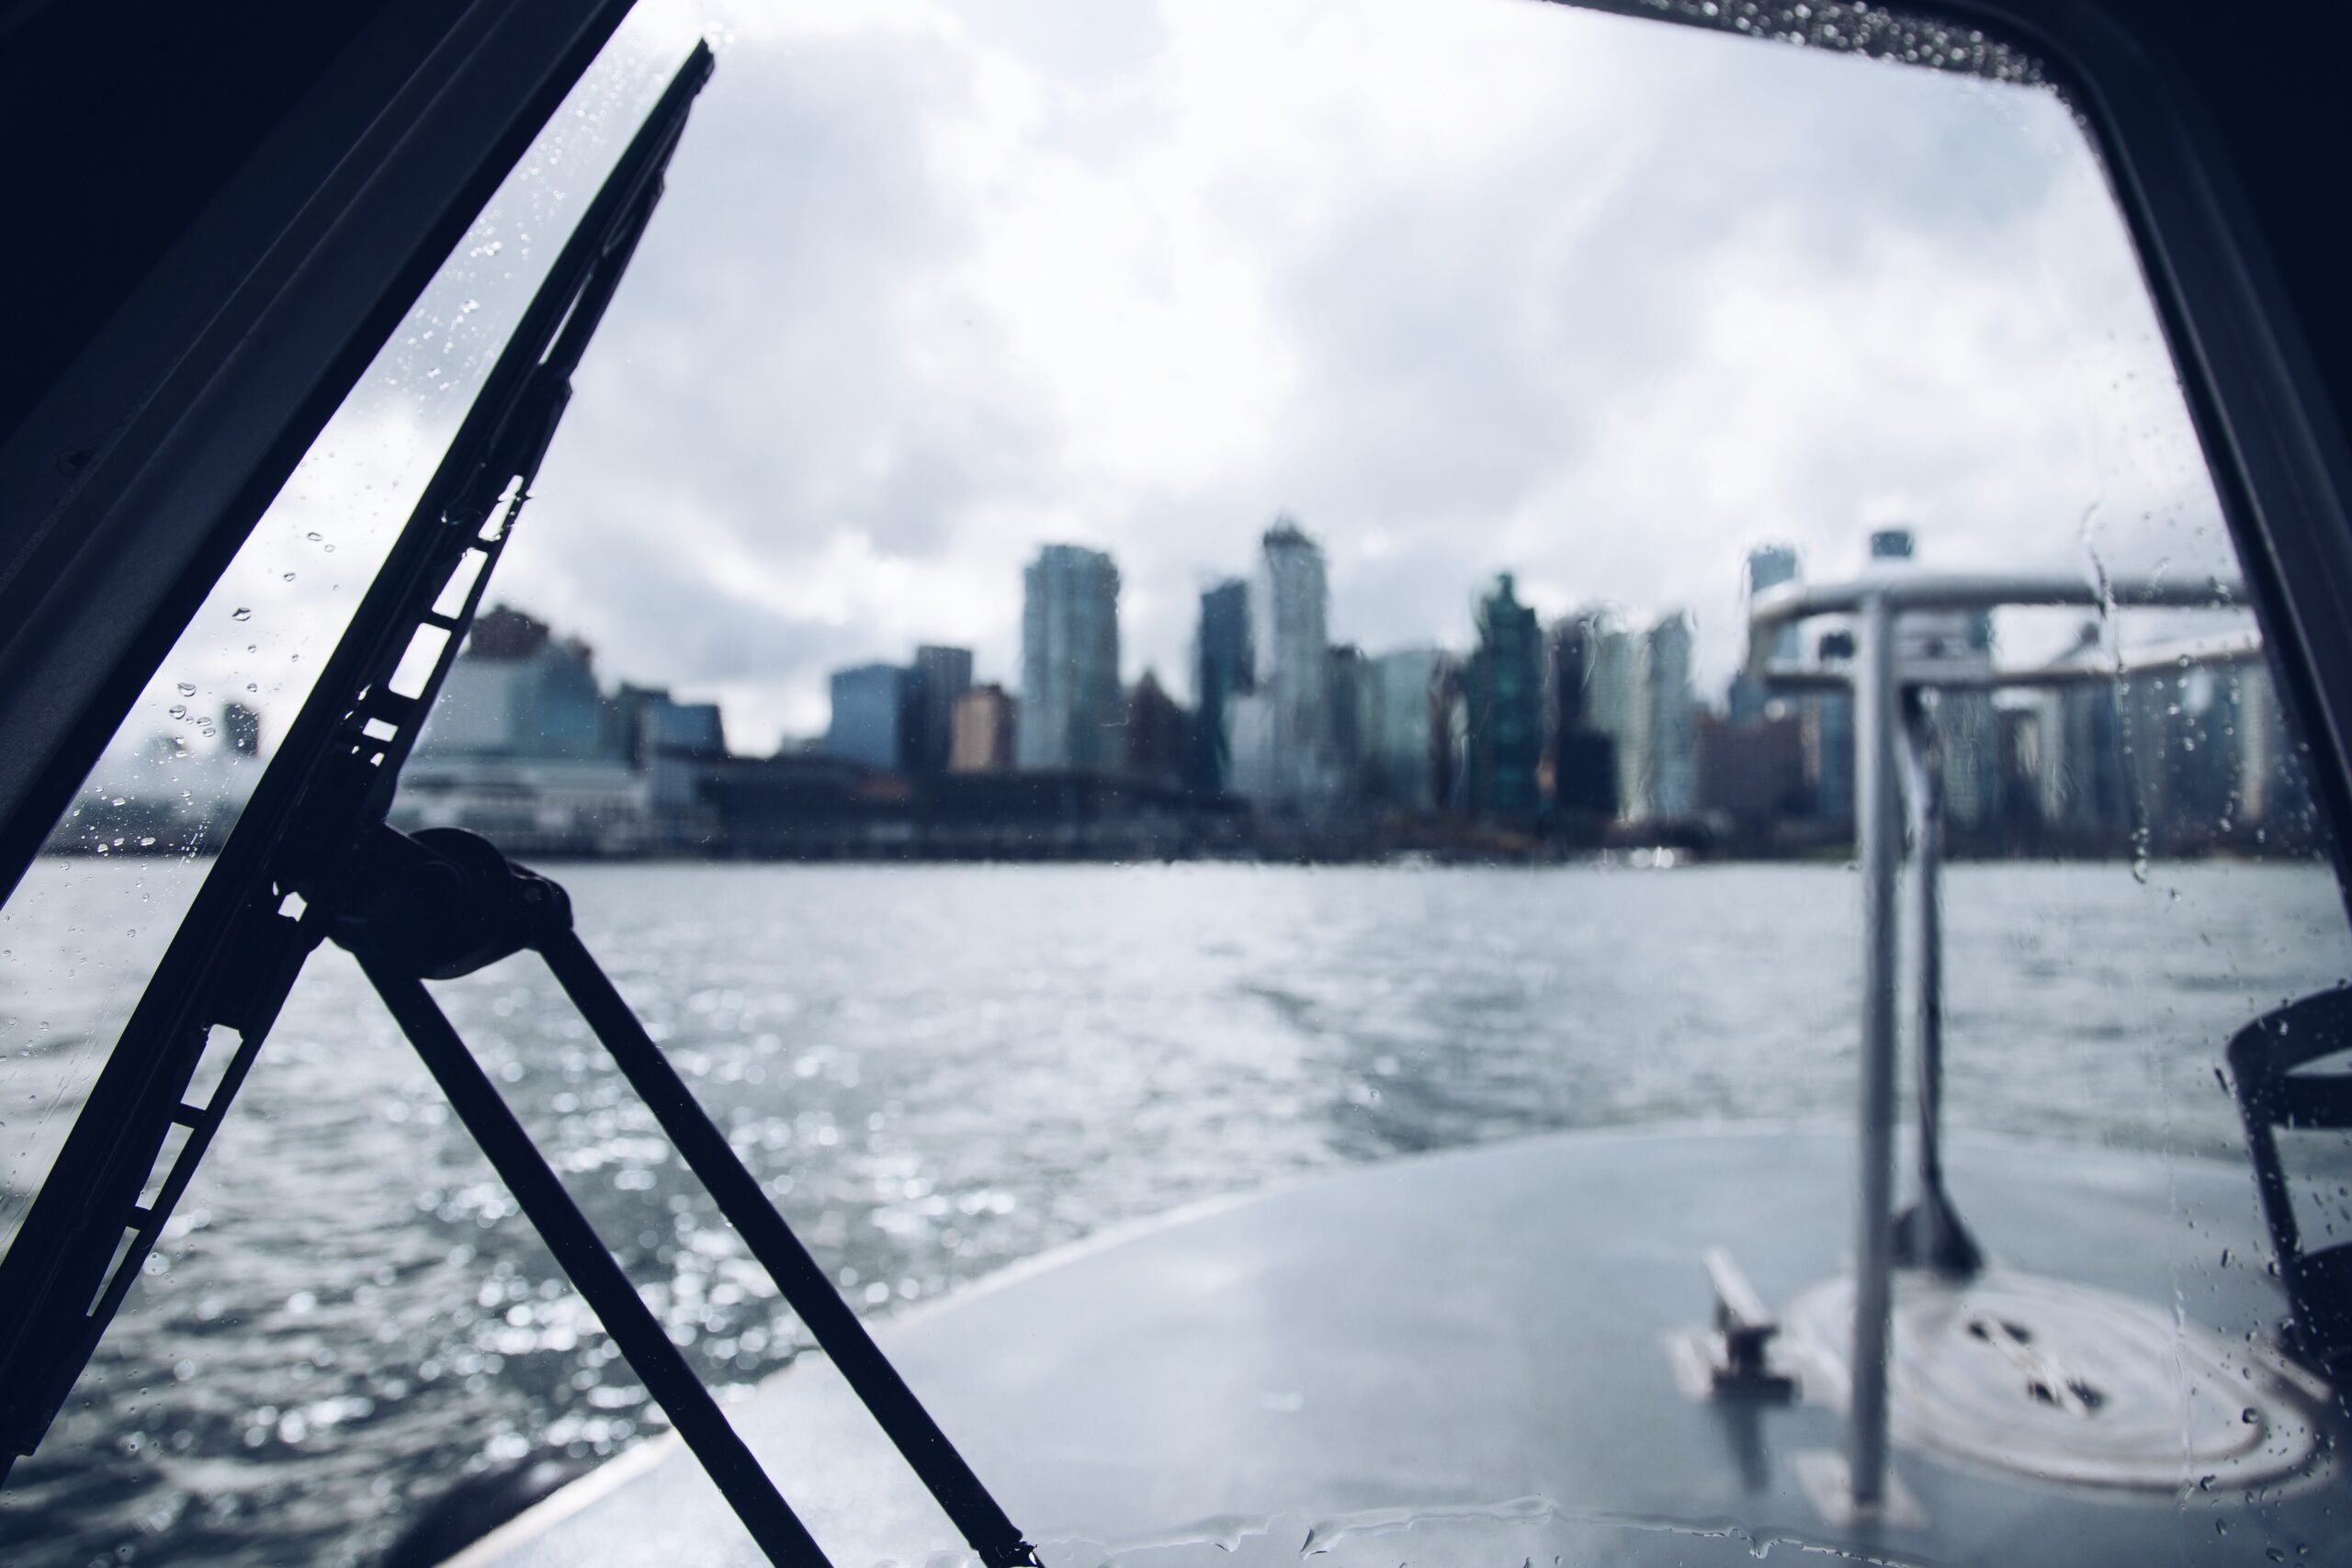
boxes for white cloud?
[237,0,2241,752]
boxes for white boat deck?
[451,1127,2344,1568]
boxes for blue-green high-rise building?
[1465,573,1543,821]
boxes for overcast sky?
[140,0,2246,767]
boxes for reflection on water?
[0,860,2344,1566]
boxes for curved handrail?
[1746,570,2251,689]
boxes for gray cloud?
[446,0,2236,750]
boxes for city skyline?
[64,519,2304,862]
[92,515,2267,812]
[744,518,2288,851]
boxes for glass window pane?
[7,3,2348,1567]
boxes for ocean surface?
[0,858,2346,1567]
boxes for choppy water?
[0,859,2346,1567]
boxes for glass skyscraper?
[1466,573,1542,820]
[1248,518,1336,813]
[1189,577,1251,795]
[1634,612,1697,820]
[1018,544,1123,773]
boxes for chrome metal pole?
[1901,696,1947,1267]
[1849,593,1899,1507]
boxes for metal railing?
[1744,568,2252,1511]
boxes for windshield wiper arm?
[0,40,1039,1568]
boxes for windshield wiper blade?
[0,41,1041,1568]
[0,40,713,1485]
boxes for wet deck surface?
[455,1128,2346,1568]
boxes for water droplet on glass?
[232,607,252,621]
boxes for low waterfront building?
[396,604,650,852]
[420,604,607,760]
[827,662,910,773]
[1124,672,1191,787]
[909,645,974,777]
[1693,710,1806,834]
[949,684,1018,773]
[392,753,652,856]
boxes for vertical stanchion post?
[1849,592,1899,1509]
[1903,695,1946,1267]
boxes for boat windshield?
[3,2,2347,1566]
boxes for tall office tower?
[2120,663,2246,849]
[826,662,910,771]
[1732,544,1803,722]
[1634,612,1697,820]
[1800,626,1857,825]
[1749,545,1802,657]
[1545,614,1619,822]
[2176,669,2244,831]
[1934,609,2000,831]
[1464,574,1542,820]
[1364,649,1443,811]
[1430,655,1469,812]
[1189,578,1252,795]
[1572,614,1637,821]
[2236,661,2319,837]
[2236,662,2300,829]
[1998,705,2047,833]
[1327,643,1368,801]
[1938,692,2002,831]
[1249,518,1335,812]
[907,645,973,776]
[2121,671,2182,843]
[1018,543,1123,773]
[2040,623,2131,836]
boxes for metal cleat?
[1702,1247,1797,1401]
